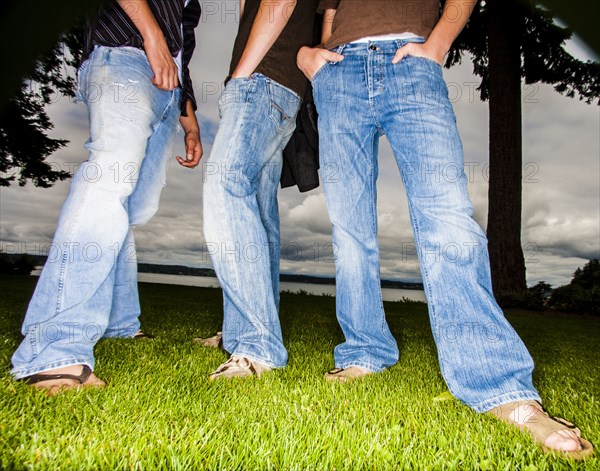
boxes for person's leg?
[11,46,178,379]
[374,40,539,411]
[374,38,591,458]
[104,91,180,338]
[203,74,299,369]
[102,228,141,338]
[312,47,399,373]
[255,151,283,311]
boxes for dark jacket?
[280,15,322,193]
[281,84,320,192]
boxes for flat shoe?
[193,331,223,349]
[324,366,373,382]
[209,356,271,380]
[133,330,155,339]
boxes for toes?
[545,430,583,452]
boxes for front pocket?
[267,82,300,134]
[311,62,330,83]
[410,55,443,71]
[218,77,257,119]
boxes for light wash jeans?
[203,74,300,368]
[11,46,181,379]
[312,39,541,412]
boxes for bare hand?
[392,41,445,66]
[176,131,203,168]
[297,46,344,81]
[144,36,179,91]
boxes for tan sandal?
[193,331,223,349]
[488,400,594,460]
[209,356,271,380]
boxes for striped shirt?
[82,0,201,115]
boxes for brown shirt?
[229,0,319,97]
[318,0,441,50]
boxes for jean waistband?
[333,37,425,56]
[226,73,301,101]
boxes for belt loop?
[336,44,346,55]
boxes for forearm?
[179,100,199,134]
[240,0,246,17]
[117,0,165,44]
[232,0,297,77]
[117,0,178,89]
[427,0,477,54]
[321,9,336,45]
[177,100,203,167]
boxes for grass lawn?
[0,274,598,470]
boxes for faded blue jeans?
[312,39,541,412]
[203,74,300,368]
[11,46,181,379]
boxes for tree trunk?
[486,0,527,302]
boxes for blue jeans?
[203,74,300,368]
[11,46,181,379]
[312,39,541,412]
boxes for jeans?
[312,39,540,412]
[11,46,181,379]
[203,74,300,368]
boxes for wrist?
[182,124,200,136]
[424,37,450,61]
[299,45,320,55]
[297,46,317,65]
[141,25,166,46]
[231,68,252,79]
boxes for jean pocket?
[218,76,257,118]
[311,62,330,83]
[410,55,443,71]
[75,46,102,103]
[74,63,88,103]
[267,82,300,134]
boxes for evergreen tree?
[549,259,599,314]
[445,0,600,302]
[524,280,552,310]
[571,259,600,291]
[0,29,84,187]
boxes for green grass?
[0,274,598,470]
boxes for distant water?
[137,273,427,303]
[31,268,426,303]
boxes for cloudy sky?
[1,1,598,288]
